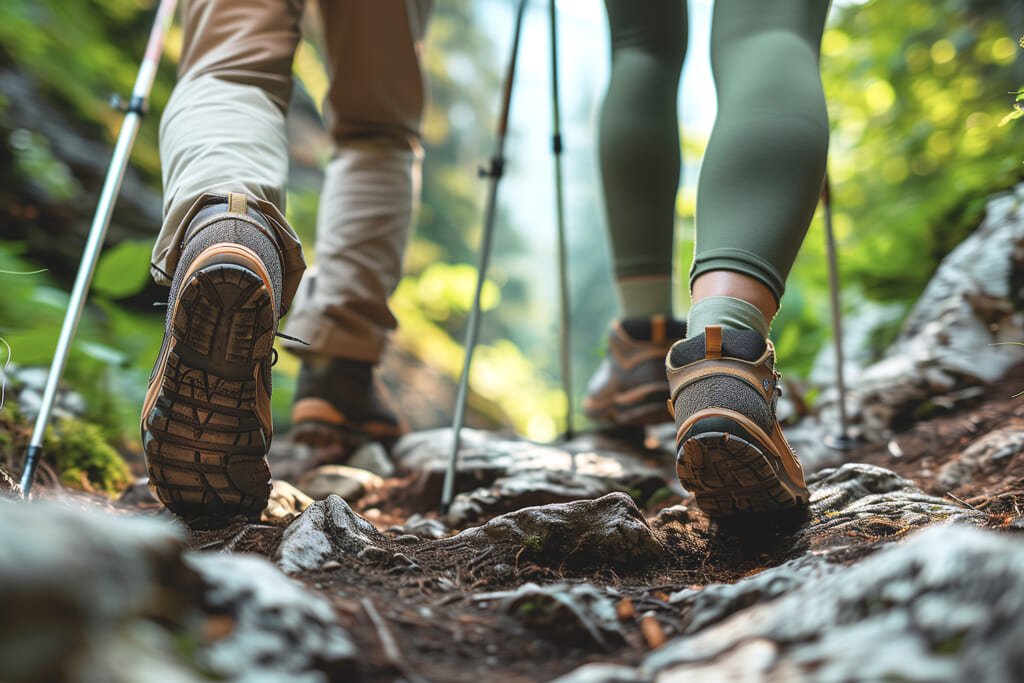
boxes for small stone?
[346,441,395,478]
[275,495,390,574]
[640,615,666,650]
[262,479,314,521]
[296,464,383,502]
[473,582,623,651]
[357,545,392,564]
[616,598,636,620]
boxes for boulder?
[556,524,1024,682]
[395,428,674,520]
[0,500,354,682]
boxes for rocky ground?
[3,357,1024,682]
[4,191,1024,682]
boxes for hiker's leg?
[687,0,830,335]
[599,0,686,319]
[583,0,688,427]
[280,1,432,457]
[153,0,306,309]
[667,0,829,518]
[281,0,432,363]
[144,0,311,520]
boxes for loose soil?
[10,360,1024,682]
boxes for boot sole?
[143,261,275,520]
[676,431,809,518]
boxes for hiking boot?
[141,193,284,521]
[583,315,687,426]
[290,356,406,459]
[666,325,809,518]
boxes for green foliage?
[8,128,80,201]
[997,35,1024,126]
[522,535,545,556]
[0,242,163,446]
[93,239,153,300]
[44,416,132,495]
[0,0,171,181]
[772,0,1024,374]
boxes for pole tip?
[823,433,861,451]
[19,444,43,495]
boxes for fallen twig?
[945,492,980,510]
[361,597,428,683]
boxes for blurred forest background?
[1,0,1023,476]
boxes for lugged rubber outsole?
[676,431,809,518]
[143,263,274,520]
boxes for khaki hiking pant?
[153,0,432,363]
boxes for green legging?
[600,0,831,303]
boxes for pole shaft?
[549,0,574,440]
[441,0,528,512]
[822,176,851,438]
[20,0,178,494]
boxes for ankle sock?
[615,276,674,320]
[687,296,769,339]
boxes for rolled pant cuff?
[281,309,385,364]
[689,248,786,303]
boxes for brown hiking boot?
[583,315,687,426]
[290,356,406,460]
[141,194,284,521]
[666,325,809,518]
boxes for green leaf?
[92,240,152,299]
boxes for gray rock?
[186,553,355,679]
[572,525,1024,682]
[810,185,1024,442]
[275,495,391,573]
[438,492,663,568]
[118,477,160,506]
[0,501,192,682]
[936,426,1024,490]
[296,464,383,502]
[551,663,651,683]
[446,469,628,526]
[473,582,624,651]
[0,499,356,682]
[668,555,841,635]
[386,513,450,539]
[793,464,988,553]
[395,428,672,519]
[346,441,396,478]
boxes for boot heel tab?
[705,325,722,359]
[227,193,247,214]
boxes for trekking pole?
[549,0,575,441]
[441,0,529,514]
[19,0,178,495]
[821,174,859,450]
